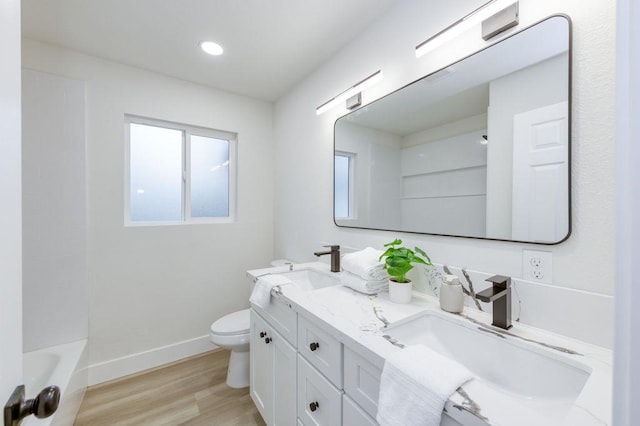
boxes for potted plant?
[379,239,432,303]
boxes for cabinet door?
[343,347,381,419]
[297,355,342,426]
[251,311,274,424]
[343,395,378,426]
[273,332,297,426]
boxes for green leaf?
[378,247,395,262]
[414,246,432,265]
[410,256,428,265]
[383,239,402,247]
[386,257,410,268]
[388,262,412,277]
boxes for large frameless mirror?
[334,15,571,244]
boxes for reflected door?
[512,101,569,242]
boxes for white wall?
[22,40,275,374]
[274,0,615,347]
[0,0,23,404]
[22,70,88,352]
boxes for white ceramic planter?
[388,279,413,303]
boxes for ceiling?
[21,0,396,101]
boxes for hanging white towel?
[376,345,473,426]
[249,274,293,309]
[342,247,389,281]
[340,271,388,295]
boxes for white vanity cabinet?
[250,310,297,426]
[343,347,382,421]
[343,394,378,426]
[297,355,343,425]
[297,316,343,387]
[296,316,344,425]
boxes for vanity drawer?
[343,394,378,426]
[298,315,343,387]
[252,292,297,346]
[343,347,382,419]
[297,355,342,426]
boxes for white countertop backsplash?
[248,262,612,426]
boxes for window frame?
[334,151,356,221]
[124,115,237,226]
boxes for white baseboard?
[88,335,217,386]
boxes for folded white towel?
[376,345,473,426]
[342,247,389,281]
[249,275,293,309]
[340,271,388,295]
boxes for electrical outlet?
[523,249,552,284]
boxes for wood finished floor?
[74,350,266,426]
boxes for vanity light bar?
[415,0,518,58]
[316,70,383,115]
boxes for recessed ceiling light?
[200,41,224,56]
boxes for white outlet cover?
[523,249,553,284]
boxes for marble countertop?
[248,262,612,426]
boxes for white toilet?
[209,308,251,388]
[210,259,293,388]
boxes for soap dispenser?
[440,274,464,313]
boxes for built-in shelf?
[401,193,486,200]
[401,164,487,178]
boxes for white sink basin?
[384,312,591,402]
[274,267,340,291]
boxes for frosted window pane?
[129,123,183,222]
[190,135,229,218]
[335,155,350,218]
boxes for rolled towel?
[342,247,390,281]
[249,274,293,309]
[377,344,473,426]
[340,271,388,295]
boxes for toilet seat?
[210,308,250,336]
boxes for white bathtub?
[23,340,88,426]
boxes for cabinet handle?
[264,337,271,344]
[259,332,266,338]
[309,342,320,351]
[309,401,319,412]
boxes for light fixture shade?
[415,0,518,58]
[316,70,383,115]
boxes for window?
[334,152,355,219]
[125,116,236,225]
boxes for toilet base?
[226,350,250,388]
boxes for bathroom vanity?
[248,262,611,426]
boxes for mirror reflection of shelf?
[401,193,486,200]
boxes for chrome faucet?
[313,245,340,272]
[476,275,512,330]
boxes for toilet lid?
[210,308,250,336]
